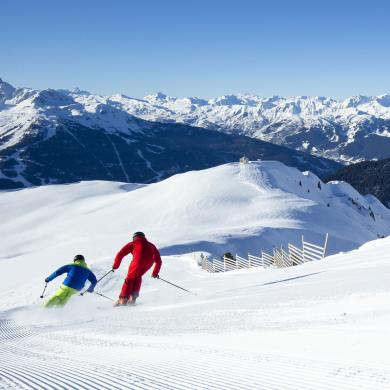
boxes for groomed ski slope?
[1,161,390,389]
[1,238,390,389]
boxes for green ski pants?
[45,284,78,308]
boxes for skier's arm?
[45,265,70,283]
[112,242,133,270]
[151,246,162,278]
[86,271,98,293]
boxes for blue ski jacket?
[46,260,97,292]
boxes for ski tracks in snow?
[1,319,390,390]
[238,163,271,194]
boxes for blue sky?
[1,0,389,98]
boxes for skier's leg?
[120,277,134,298]
[129,276,142,304]
[45,287,63,308]
[57,285,78,306]
[114,278,134,306]
[45,285,77,308]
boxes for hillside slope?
[1,161,389,298]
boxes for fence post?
[323,233,329,258]
[281,246,284,267]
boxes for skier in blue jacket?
[44,254,97,307]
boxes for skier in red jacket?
[112,232,162,306]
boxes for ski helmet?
[133,232,145,239]
[73,254,85,262]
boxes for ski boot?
[113,296,129,307]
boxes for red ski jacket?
[112,236,162,278]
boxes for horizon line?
[1,77,390,102]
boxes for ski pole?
[93,291,114,302]
[157,276,197,296]
[96,269,115,284]
[40,283,48,299]
[80,269,114,296]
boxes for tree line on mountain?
[326,157,390,208]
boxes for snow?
[1,161,388,276]
[136,149,163,181]
[1,161,390,388]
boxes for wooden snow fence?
[201,233,329,273]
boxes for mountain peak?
[152,92,168,100]
[32,88,75,107]
[377,94,390,108]
[143,92,171,103]
[70,87,91,96]
[0,78,16,103]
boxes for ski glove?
[87,286,95,293]
[45,278,49,283]
[152,274,159,279]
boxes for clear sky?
[1,0,389,99]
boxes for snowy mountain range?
[2,80,390,167]
[0,79,341,189]
[126,92,390,163]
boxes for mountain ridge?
[0,79,342,190]
[3,78,389,163]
